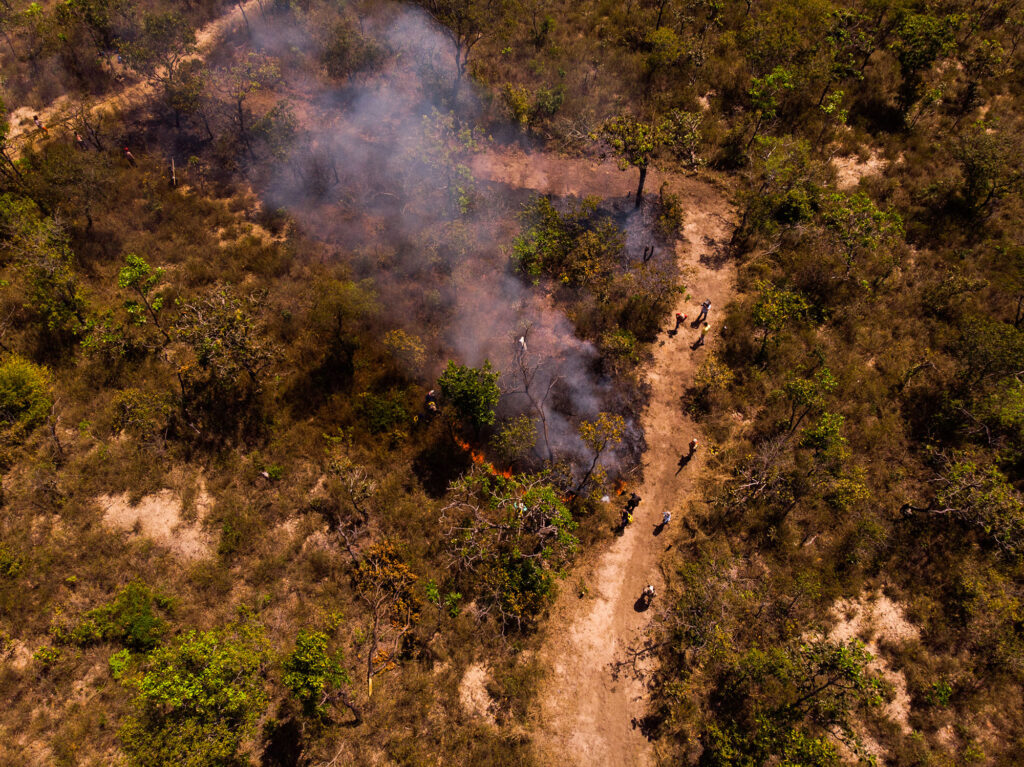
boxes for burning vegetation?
[3,0,1023,764]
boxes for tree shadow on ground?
[412,430,472,498]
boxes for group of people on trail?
[673,298,712,348]
[618,489,676,606]
[618,492,659,606]
[629,300,715,606]
[26,115,142,166]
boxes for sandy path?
[5,0,260,156]
[475,148,735,766]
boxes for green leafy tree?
[251,100,297,160]
[172,287,276,429]
[957,318,1024,388]
[751,281,811,359]
[889,12,959,113]
[0,355,52,449]
[120,619,270,767]
[420,108,481,214]
[691,353,735,410]
[54,0,131,54]
[438,359,500,431]
[500,83,564,133]
[383,329,426,373]
[417,0,506,95]
[953,121,1024,219]
[800,411,846,459]
[782,367,837,433]
[701,639,884,766]
[734,137,825,244]
[821,192,904,282]
[442,470,577,630]
[902,459,1024,558]
[119,12,196,91]
[816,10,873,107]
[318,17,385,79]
[165,61,212,136]
[747,66,796,150]
[118,253,171,344]
[489,413,538,464]
[220,53,283,148]
[576,412,625,493]
[662,108,703,167]
[601,114,664,208]
[283,630,355,720]
[0,198,87,342]
[512,195,623,291]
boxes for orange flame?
[454,437,514,479]
[614,479,627,496]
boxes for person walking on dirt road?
[696,299,710,323]
[694,323,710,348]
[673,312,687,331]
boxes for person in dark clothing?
[696,299,711,323]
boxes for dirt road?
[5,0,260,156]
[475,148,735,767]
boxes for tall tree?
[417,0,505,98]
[601,114,664,209]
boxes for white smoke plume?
[254,5,641,471]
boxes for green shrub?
[109,649,132,680]
[0,355,52,445]
[0,546,22,579]
[356,390,410,434]
[33,645,62,666]
[319,18,385,79]
[65,582,168,652]
[438,360,500,431]
[283,630,350,718]
[110,388,173,441]
[512,195,622,290]
[120,619,269,767]
[656,184,684,239]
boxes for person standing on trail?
[688,438,698,456]
[625,492,641,512]
[696,299,711,323]
[33,115,48,134]
[673,312,687,331]
[124,147,137,166]
[661,511,671,526]
[694,323,710,347]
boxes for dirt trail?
[5,0,259,155]
[475,148,735,767]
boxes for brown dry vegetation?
[2,0,1024,766]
